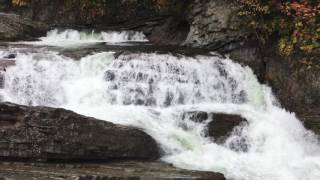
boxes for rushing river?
[1,29,320,180]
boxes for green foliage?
[235,0,320,56]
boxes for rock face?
[1,0,253,49]
[183,0,266,84]
[184,0,251,49]
[145,17,190,45]
[184,111,247,141]
[0,161,226,180]
[265,53,320,134]
[229,41,266,83]
[0,13,48,41]
[3,0,191,45]
[2,0,251,48]
[5,0,170,27]
[0,102,160,162]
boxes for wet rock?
[147,17,190,45]
[0,13,48,41]
[2,0,251,48]
[265,53,320,134]
[133,99,144,106]
[0,161,226,180]
[183,111,247,142]
[164,92,174,107]
[3,0,250,48]
[3,54,16,59]
[104,70,115,81]
[0,73,4,89]
[4,0,190,45]
[6,1,165,27]
[229,41,266,83]
[184,0,251,49]
[0,102,160,162]
[209,113,248,142]
[183,111,209,123]
[302,112,320,136]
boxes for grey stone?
[0,13,48,41]
[0,161,226,180]
[0,102,160,162]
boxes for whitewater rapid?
[15,29,148,47]
[1,30,320,180]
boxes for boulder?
[0,161,226,180]
[0,102,160,162]
[3,54,16,59]
[183,111,247,141]
[209,113,247,142]
[0,13,48,41]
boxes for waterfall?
[1,31,320,180]
[14,29,148,47]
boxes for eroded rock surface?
[209,113,247,142]
[183,111,247,141]
[265,53,320,134]
[0,13,48,41]
[0,161,225,180]
[0,102,160,162]
[229,41,265,83]
[184,0,251,49]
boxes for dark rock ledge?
[0,102,225,179]
[0,161,225,180]
[0,102,159,162]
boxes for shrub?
[235,0,320,56]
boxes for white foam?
[15,29,148,47]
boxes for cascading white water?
[1,49,320,180]
[15,29,148,47]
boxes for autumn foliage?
[235,0,320,56]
